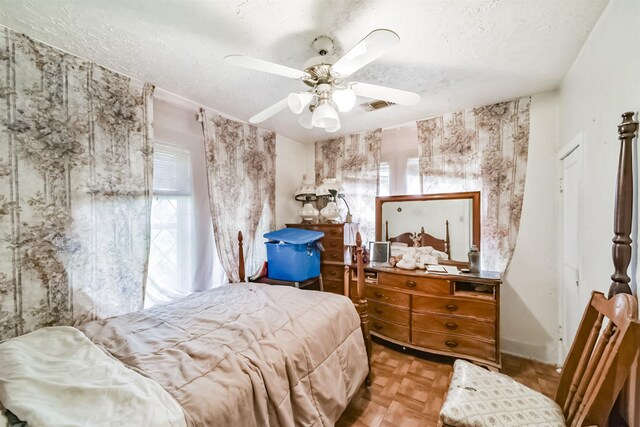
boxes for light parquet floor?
[337,339,560,427]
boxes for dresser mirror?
[375,192,480,263]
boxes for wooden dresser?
[286,223,357,296]
[348,266,502,368]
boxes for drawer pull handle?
[406,281,417,288]
[329,270,337,276]
[445,340,458,348]
[374,291,384,298]
[373,323,383,330]
[374,307,383,314]
[446,304,458,311]
[445,322,458,330]
[329,284,336,289]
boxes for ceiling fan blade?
[249,98,289,124]
[351,82,421,106]
[224,55,309,80]
[331,29,399,77]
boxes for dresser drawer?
[412,312,495,342]
[366,284,410,308]
[370,317,410,342]
[301,225,343,238]
[323,279,344,295]
[413,295,496,321]
[321,237,344,252]
[321,264,344,282]
[412,329,496,362]
[367,301,410,327]
[322,249,345,263]
[378,272,450,295]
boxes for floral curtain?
[0,28,154,340]
[315,129,382,242]
[417,98,531,272]
[200,109,276,283]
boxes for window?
[379,161,390,196]
[146,143,195,308]
[406,157,421,195]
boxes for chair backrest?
[555,291,639,426]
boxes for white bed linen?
[0,326,186,427]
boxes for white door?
[560,145,583,362]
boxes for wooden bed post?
[609,112,638,298]
[354,232,372,385]
[238,231,245,282]
[445,219,451,258]
[608,112,639,425]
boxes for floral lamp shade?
[294,174,319,223]
[294,174,318,202]
[315,178,344,199]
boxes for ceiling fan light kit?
[332,87,357,112]
[298,109,313,129]
[225,28,421,133]
[288,91,313,114]
[312,100,340,130]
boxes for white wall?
[558,0,640,303]
[275,135,315,229]
[556,1,640,420]
[501,92,559,363]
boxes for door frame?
[556,132,584,367]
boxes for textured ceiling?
[0,0,607,143]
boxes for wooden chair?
[439,291,639,427]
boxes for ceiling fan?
[224,29,421,133]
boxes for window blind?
[153,143,192,196]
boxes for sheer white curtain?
[315,129,382,243]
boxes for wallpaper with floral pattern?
[0,27,154,340]
[417,97,531,272]
[315,129,382,242]
[200,109,276,283]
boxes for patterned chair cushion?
[439,360,565,427]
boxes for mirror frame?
[375,191,481,258]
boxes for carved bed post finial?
[238,231,245,282]
[355,232,372,385]
[609,112,638,298]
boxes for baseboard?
[501,338,557,366]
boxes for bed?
[0,233,372,426]
[385,220,451,258]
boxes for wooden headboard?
[385,220,451,257]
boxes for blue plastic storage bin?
[264,228,324,281]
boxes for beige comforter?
[80,283,368,426]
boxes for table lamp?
[294,175,318,223]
